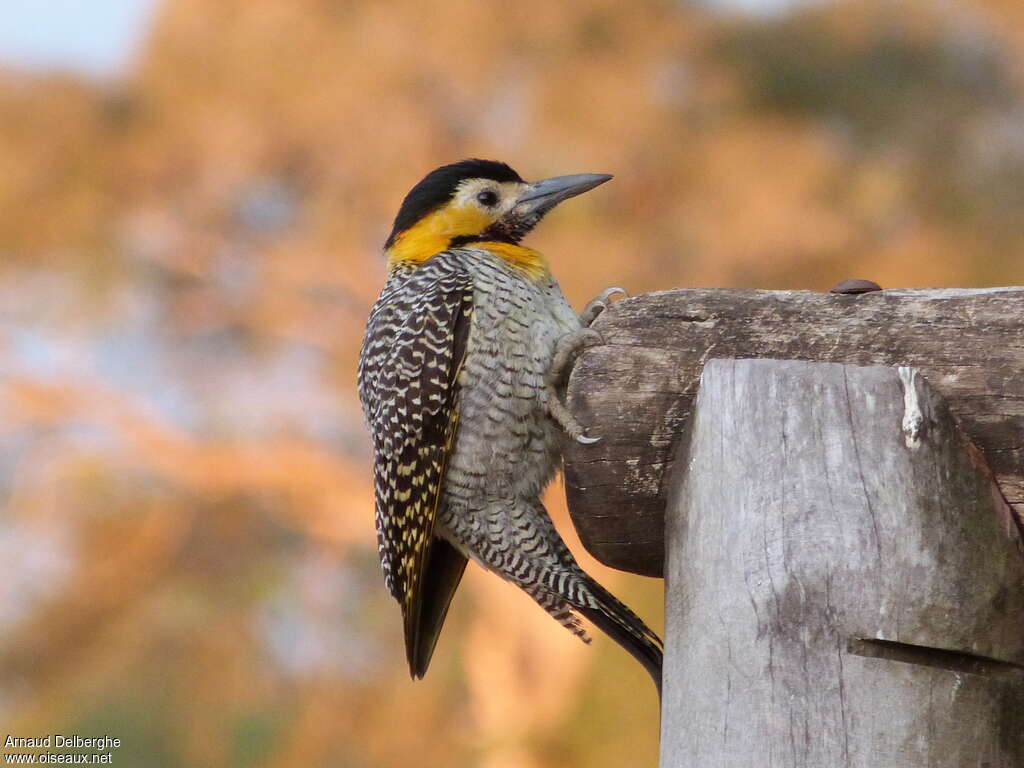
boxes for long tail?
[574,575,664,697]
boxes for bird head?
[384,159,612,267]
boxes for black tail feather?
[575,576,663,698]
[406,537,468,679]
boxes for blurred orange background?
[1,0,1022,766]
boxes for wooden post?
[660,359,1024,767]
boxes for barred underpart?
[358,246,663,692]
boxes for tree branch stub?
[563,287,1024,577]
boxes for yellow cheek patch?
[387,203,493,267]
[385,200,550,282]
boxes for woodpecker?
[358,159,663,694]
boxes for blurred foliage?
[1,0,1022,766]
[718,1,1024,260]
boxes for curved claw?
[575,433,601,445]
[600,286,627,301]
[581,286,629,328]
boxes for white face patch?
[451,178,528,220]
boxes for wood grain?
[563,287,1024,576]
[659,359,1024,767]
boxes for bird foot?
[580,286,627,328]
[546,328,603,444]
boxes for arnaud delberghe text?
[5,735,121,750]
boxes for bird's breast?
[444,255,579,504]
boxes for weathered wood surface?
[660,359,1024,767]
[563,287,1024,576]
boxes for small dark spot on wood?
[847,638,1024,681]
[830,279,883,294]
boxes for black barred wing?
[357,258,474,676]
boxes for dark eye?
[476,189,499,207]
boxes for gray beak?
[514,173,613,216]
